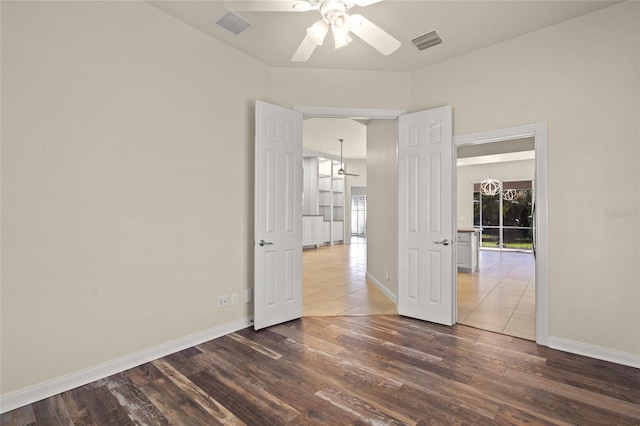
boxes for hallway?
[302,242,396,317]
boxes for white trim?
[453,123,538,146]
[548,337,640,369]
[453,122,549,347]
[0,316,253,414]
[366,272,398,304]
[293,106,406,120]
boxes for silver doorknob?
[258,240,274,247]
[434,239,450,246]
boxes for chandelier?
[503,189,519,201]
[480,179,501,196]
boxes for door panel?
[254,100,303,330]
[398,106,454,325]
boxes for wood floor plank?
[314,387,410,425]
[100,373,170,425]
[504,367,640,421]
[31,394,74,425]
[269,322,345,355]
[263,376,371,425]
[3,315,640,425]
[0,405,34,426]
[139,377,218,426]
[469,364,640,425]
[62,385,134,426]
[151,359,244,425]
[188,370,299,426]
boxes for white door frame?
[453,122,549,346]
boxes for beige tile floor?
[303,240,535,341]
[303,239,396,317]
[457,250,536,340]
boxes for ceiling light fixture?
[307,19,329,45]
[480,179,501,196]
[503,189,519,201]
[331,11,352,48]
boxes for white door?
[397,106,454,325]
[254,101,303,330]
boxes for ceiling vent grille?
[214,11,253,36]
[410,30,442,51]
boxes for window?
[473,180,533,250]
[351,195,367,236]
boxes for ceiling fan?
[224,0,401,62]
[338,138,360,176]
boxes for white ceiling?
[303,118,367,159]
[148,0,618,72]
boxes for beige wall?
[269,67,411,110]
[366,120,398,296]
[1,1,269,394]
[411,1,640,355]
[457,160,535,229]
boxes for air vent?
[410,30,442,51]
[213,11,253,36]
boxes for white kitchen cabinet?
[303,216,323,248]
[332,221,344,242]
[457,230,479,272]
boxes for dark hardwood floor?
[3,315,640,425]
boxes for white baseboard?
[366,272,397,304]
[0,316,253,414]
[548,336,640,369]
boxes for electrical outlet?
[217,295,228,308]
[245,288,253,303]
[231,292,239,305]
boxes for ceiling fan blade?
[344,172,360,176]
[354,0,383,7]
[291,34,317,62]
[349,14,401,56]
[224,0,315,12]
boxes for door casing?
[454,123,549,346]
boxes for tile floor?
[457,250,536,340]
[303,239,396,317]
[303,240,536,341]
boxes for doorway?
[301,117,394,317]
[455,138,536,340]
[350,190,367,244]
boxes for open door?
[254,101,303,330]
[398,106,454,325]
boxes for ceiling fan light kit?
[225,0,400,62]
[307,19,329,45]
